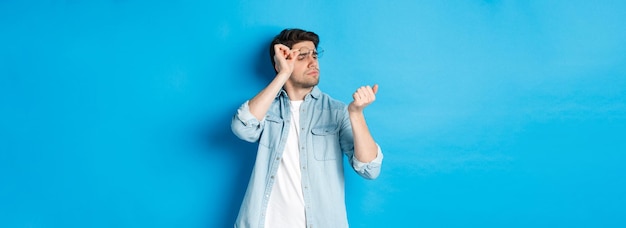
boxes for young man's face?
[288,41,320,89]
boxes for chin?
[301,82,318,88]
[309,80,319,87]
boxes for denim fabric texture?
[231,86,383,228]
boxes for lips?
[307,70,319,76]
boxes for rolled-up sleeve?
[231,101,264,143]
[351,144,384,180]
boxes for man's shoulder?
[316,91,348,110]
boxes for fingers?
[274,44,290,59]
[273,44,301,75]
[288,49,300,61]
[352,85,377,104]
[349,84,378,112]
[352,92,360,101]
[274,44,302,61]
[356,85,377,99]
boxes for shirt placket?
[300,96,314,226]
[259,95,292,227]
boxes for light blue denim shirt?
[231,86,383,228]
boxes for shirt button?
[276,157,280,160]
[271,176,274,179]
[302,166,306,170]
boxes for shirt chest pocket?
[260,115,283,149]
[311,126,342,161]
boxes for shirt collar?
[277,86,321,100]
[309,86,321,99]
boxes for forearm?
[248,72,289,120]
[349,111,378,163]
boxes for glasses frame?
[295,47,324,61]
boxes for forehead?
[291,41,315,50]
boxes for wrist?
[348,107,364,115]
[276,71,291,79]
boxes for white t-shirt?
[264,100,306,227]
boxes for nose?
[307,55,318,67]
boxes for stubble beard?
[291,74,319,89]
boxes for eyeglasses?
[295,47,324,61]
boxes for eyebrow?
[295,46,315,50]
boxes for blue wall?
[2,1,625,227]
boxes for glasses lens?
[316,48,324,58]
[296,48,323,60]
[297,50,309,60]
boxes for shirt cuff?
[236,100,262,127]
[352,144,384,169]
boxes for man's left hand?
[348,84,378,113]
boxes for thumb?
[288,50,300,60]
[372,84,379,94]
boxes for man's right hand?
[273,44,300,77]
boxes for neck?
[284,84,314,101]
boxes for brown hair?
[269,28,320,72]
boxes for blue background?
[2,0,625,227]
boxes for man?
[231,28,383,228]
